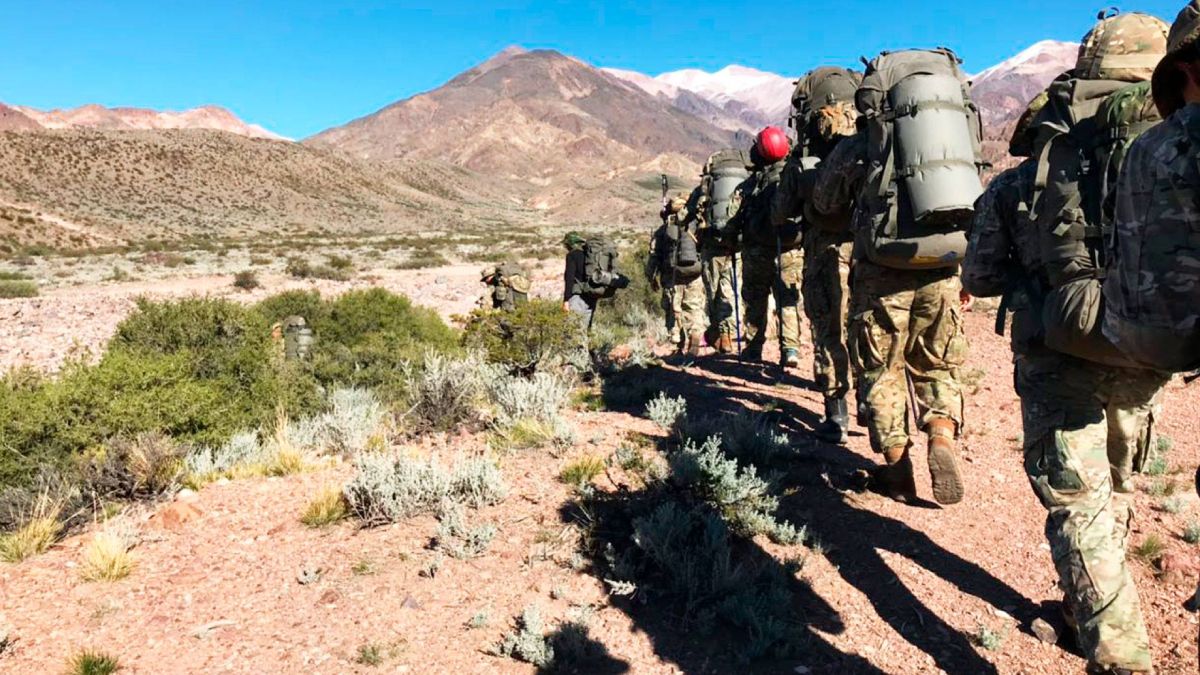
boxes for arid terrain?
[1,262,1197,674]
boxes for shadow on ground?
[574,354,1044,673]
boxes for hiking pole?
[730,252,743,361]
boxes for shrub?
[670,436,804,546]
[402,353,488,432]
[432,504,496,559]
[343,452,506,526]
[356,643,384,666]
[0,279,37,298]
[463,300,584,373]
[285,257,315,279]
[232,270,260,291]
[496,606,554,668]
[487,371,573,429]
[1132,533,1166,563]
[79,433,185,500]
[318,388,387,455]
[184,431,261,487]
[313,289,459,397]
[680,412,791,467]
[80,527,136,582]
[67,650,121,675]
[972,624,1005,651]
[0,515,62,563]
[1183,521,1200,545]
[253,290,327,328]
[645,393,687,431]
[559,456,606,488]
[300,487,348,528]
[327,254,354,271]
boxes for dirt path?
[1,270,1198,674]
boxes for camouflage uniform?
[700,238,740,343]
[813,131,967,453]
[480,263,530,311]
[672,271,707,348]
[733,159,803,358]
[774,157,853,398]
[964,159,1167,672]
[1104,103,1200,369]
[646,223,679,344]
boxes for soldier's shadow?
[594,358,1046,674]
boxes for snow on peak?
[973,40,1078,83]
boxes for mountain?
[604,64,794,132]
[0,104,41,132]
[5,104,286,140]
[970,40,1079,174]
[971,40,1078,127]
[0,129,529,250]
[306,47,735,178]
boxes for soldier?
[479,261,531,311]
[698,150,748,355]
[968,11,1170,673]
[562,231,628,328]
[730,127,802,366]
[810,49,976,507]
[773,67,861,443]
[646,213,679,346]
[655,192,707,355]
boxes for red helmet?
[755,126,790,163]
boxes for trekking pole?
[730,252,743,361]
[775,232,788,367]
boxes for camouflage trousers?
[661,286,678,344]
[803,228,852,398]
[742,245,803,351]
[848,260,967,453]
[671,273,707,347]
[1016,348,1167,672]
[701,247,740,339]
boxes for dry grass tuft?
[80,530,136,582]
[300,487,348,528]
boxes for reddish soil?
[1,268,1198,674]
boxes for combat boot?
[741,342,764,362]
[781,347,801,368]
[815,396,849,445]
[870,445,917,502]
[926,418,964,505]
[686,332,703,358]
[715,335,734,354]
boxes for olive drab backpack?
[663,196,702,279]
[855,48,984,269]
[580,236,622,299]
[1027,10,1168,368]
[700,149,749,246]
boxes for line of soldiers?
[642,4,1200,672]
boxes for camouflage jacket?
[1104,103,1200,362]
[771,154,806,227]
[729,161,783,249]
[961,160,1041,298]
[810,131,868,231]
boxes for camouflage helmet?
[1075,9,1168,82]
[1152,0,1200,116]
[561,232,586,250]
[791,67,861,114]
[1009,89,1050,158]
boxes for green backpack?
[581,236,620,299]
[1028,76,1159,368]
[855,48,984,269]
[700,149,749,243]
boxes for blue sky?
[0,1,1183,139]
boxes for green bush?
[463,300,584,372]
[254,290,328,327]
[0,279,37,298]
[0,298,321,488]
[311,289,459,398]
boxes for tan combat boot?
[715,334,734,354]
[686,332,703,357]
[926,417,964,505]
[871,445,917,502]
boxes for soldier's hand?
[960,290,975,312]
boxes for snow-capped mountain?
[970,40,1078,127]
[604,64,794,132]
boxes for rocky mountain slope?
[4,103,284,140]
[0,129,531,250]
[305,47,734,176]
[604,64,795,132]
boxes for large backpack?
[663,215,701,279]
[855,48,984,269]
[1028,11,1167,368]
[701,149,749,245]
[581,236,621,299]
